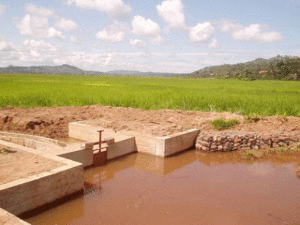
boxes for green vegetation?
[0,148,15,154]
[210,118,240,130]
[244,113,261,123]
[241,147,300,160]
[1,74,300,117]
[191,55,300,80]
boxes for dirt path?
[1,105,300,139]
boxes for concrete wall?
[0,132,93,168]
[69,121,132,142]
[69,121,102,141]
[0,140,84,216]
[0,131,66,147]
[69,121,200,157]
[132,129,200,157]
[69,122,137,161]
[163,129,200,156]
[58,144,93,168]
[131,133,159,155]
[0,208,30,225]
[107,137,137,160]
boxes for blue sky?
[0,0,299,73]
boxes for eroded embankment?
[1,105,300,140]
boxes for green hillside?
[191,55,300,80]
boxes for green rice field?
[0,74,300,117]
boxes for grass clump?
[242,150,263,160]
[210,118,239,130]
[244,113,261,123]
[0,148,15,155]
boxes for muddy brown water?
[25,150,300,225]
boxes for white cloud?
[130,39,146,48]
[157,0,185,28]
[70,36,81,43]
[132,15,162,43]
[222,21,283,43]
[55,17,78,31]
[0,37,117,69]
[232,24,283,43]
[221,21,241,32]
[25,3,54,17]
[17,14,65,39]
[53,52,114,67]
[12,39,63,64]
[209,39,219,49]
[0,4,6,15]
[48,27,65,39]
[101,54,113,66]
[96,24,126,42]
[0,39,15,51]
[30,50,40,57]
[17,15,34,36]
[62,0,131,20]
[190,22,215,42]
[16,4,72,40]
[22,39,60,52]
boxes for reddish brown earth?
[0,144,63,185]
[1,105,300,139]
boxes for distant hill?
[105,70,184,77]
[1,55,300,80]
[190,55,300,80]
[0,65,182,77]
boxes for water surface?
[25,150,300,225]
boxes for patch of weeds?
[276,113,288,122]
[209,105,216,112]
[210,118,239,130]
[244,113,261,123]
[242,150,263,160]
[0,148,16,155]
[241,147,300,161]
[266,146,300,156]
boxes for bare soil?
[1,105,300,139]
[0,144,64,185]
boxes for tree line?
[190,55,300,80]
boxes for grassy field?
[0,74,300,117]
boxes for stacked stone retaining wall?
[196,131,300,152]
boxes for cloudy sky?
[0,0,299,73]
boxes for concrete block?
[69,121,200,158]
[69,121,101,141]
[163,129,200,156]
[58,147,93,168]
[0,140,84,216]
[107,137,137,160]
[0,208,30,225]
[132,129,200,157]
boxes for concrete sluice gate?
[0,121,200,224]
[2,120,300,224]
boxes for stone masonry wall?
[196,131,300,152]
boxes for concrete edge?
[0,208,30,225]
[0,131,66,147]
[0,140,84,217]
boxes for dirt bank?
[1,105,300,140]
